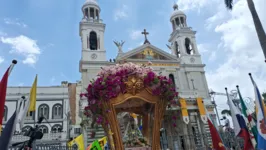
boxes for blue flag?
[249,74,266,149]
[0,110,17,150]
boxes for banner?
[196,97,207,123]
[180,98,189,124]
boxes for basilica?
[78,0,216,149]
[3,0,217,149]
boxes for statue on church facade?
[113,40,125,53]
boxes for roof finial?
[173,3,178,10]
[141,29,150,44]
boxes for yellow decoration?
[180,98,188,117]
[196,97,208,123]
[130,113,137,118]
[196,97,206,116]
[98,136,107,149]
[142,49,154,57]
[68,134,84,150]
[135,62,179,67]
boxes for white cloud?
[205,0,266,114]
[4,18,27,28]
[18,83,24,86]
[0,35,41,65]
[209,51,216,61]
[0,56,4,64]
[129,30,142,40]
[197,43,210,53]
[177,0,218,12]
[114,5,128,21]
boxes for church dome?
[82,0,100,12]
[84,0,98,6]
[170,4,186,21]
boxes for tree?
[224,0,266,62]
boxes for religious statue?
[122,114,147,148]
[113,40,125,53]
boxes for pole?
[212,96,221,126]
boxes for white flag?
[17,98,30,130]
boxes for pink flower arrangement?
[81,62,178,125]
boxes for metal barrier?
[161,132,244,150]
[9,144,78,150]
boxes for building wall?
[2,82,70,143]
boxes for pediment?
[118,44,178,61]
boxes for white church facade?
[78,0,216,149]
[2,0,217,149]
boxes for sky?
[0,0,266,119]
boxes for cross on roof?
[141,29,150,44]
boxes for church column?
[191,37,199,55]
[178,17,181,27]
[94,8,96,20]
[178,38,186,54]
[88,8,91,20]
[177,69,184,90]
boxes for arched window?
[38,104,49,119]
[174,41,180,58]
[175,18,180,27]
[185,38,194,55]
[51,124,62,133]
[39,125,48,133]
[89,31,98,50]
[169,74,176,89]
[52,104,63,119]
[3,105,7,121]
[22,126,32,135]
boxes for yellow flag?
[68,134,84,150]
[28,75,37,112]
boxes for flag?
[203,104,226,150]
[249,73,266,149]
[0,99,22,150]
[237,86,257,147]
[28,75,37,112]
[226,88,254,150]
[0,67,10,127]
[207,119,226,150]
[17,98,30,130]
[68,134,85,150]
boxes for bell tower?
[168,4,202,64]
[79,0,106,62]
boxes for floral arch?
[81,62,178,150]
